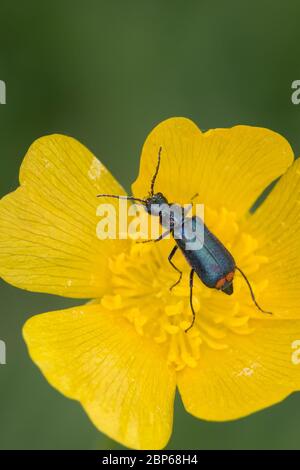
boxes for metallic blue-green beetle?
[98,147,271,331]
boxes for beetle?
[97,147,272,331]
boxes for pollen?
[101,206,270,371]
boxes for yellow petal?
[23,304,176,449]
[132,117,293,216]
[0,135,129,297]
[178,319,300,421]
[243,158,300,318]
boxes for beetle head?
[145,192,168,215]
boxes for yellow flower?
[1,117,300,449]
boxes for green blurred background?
[0,0,300,450]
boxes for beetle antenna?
[150,146,162,196]
[97,194,146,204]
[236,266,272,315]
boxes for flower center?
[101,206,269,371]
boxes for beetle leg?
[168,245,183,291]
[185,269,196,332]
[184,193,199,217]
[184,203,193,217]
[136,229,170,243]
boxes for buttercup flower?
[1,117,300,449]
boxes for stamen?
[100,206,270,370]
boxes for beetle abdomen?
[176,216,235,289]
